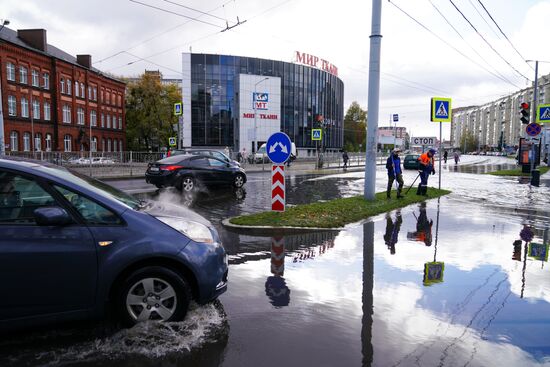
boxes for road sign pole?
[439,121,442,189]
[530,61,539,179]
[365,0,383,200]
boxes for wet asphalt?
[1,156,550,367]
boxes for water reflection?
[383,210,402,254]
[407,202,433,246]
[265,237,290,307]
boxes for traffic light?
[520,102,530,124]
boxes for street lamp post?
[253,77,269,157]
[0,20,9,155]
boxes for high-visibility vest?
[418,152,434,167]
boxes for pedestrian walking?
[443,150,448,164]
[241,148,248,164]
[342,150,349,169]
[454,151,460,165]
[386,148,404,199]
[416,148,436,196]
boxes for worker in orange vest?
[417,148,436,195]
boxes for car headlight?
[156,216,215,244]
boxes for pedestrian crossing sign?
[168,137,177,147]
[174,102,182,116]
[312,129,322,141]
[536,104,550,123]
[431,97,452,122]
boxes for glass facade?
[189,54,344,150]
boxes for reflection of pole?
[434,198,441,262]
[521,242,528,298]
[361,220,374,366]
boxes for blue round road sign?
[526,122,542,137]
[266,132,292,164]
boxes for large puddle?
[2,156,549,366]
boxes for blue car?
[0,158,227,330]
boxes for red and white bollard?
[271,165,285,212]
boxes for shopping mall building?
[180,52,344,156]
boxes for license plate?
[149,167,159,172]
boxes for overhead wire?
[96,0,235,64]
[128,0,224,29]
[447,0,531,81]
[466,0,501,39]
[475,0,534,70]
[427,0,514,86]
[387,0,523,90]
[160,0,226,21]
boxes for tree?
[125,73,182,151]
[459,131,477,153]
[344,101,367,151]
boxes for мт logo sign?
[253,92,269,110]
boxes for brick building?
[0,27,125,153]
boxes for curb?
[221,218,343,236]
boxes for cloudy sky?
[3,0,550,139]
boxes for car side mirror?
[34,207,72,226]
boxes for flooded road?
[2,156,549,366]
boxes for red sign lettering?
[295,51,338,77]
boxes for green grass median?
[487,166,549,177]
[229,187,451,229]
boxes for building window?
[66,80,72,95]
[19,66,28,84]
[119,139,123,151]
[113,139,118,152]
[23,132,31,152]
[62,105,72,123]
[35,133,42,151]
[44,101,51,121]
[107,115,111,129]
[88,86,92,99]
[7,62,16,81]
[102,138,106,152]
[43,72,50,89]
[60,78,65,94]
[45,134,52,152]
[21,97,29,118]
[91,136,97,152]
[119,117,122,130]
[32,70,40,87]
[32,99,40,119]
[90,110,97,126]
[101,90,104,103]
[112,115,117,129]
[75,81,79,97]
[101,113,105,127]
[93,87,97,101]
[106,92,110,105]
[8,95,16,116]
[81,83,85,98]
[10,131,18,151]
[64,135,72,152]
[77,107,85,125]
[107,138,112,152]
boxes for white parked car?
[92,157,115,165]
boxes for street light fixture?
[253,77,269,155]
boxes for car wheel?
[116,266,191,326]
[233,174,245,188]
[180,176,195,192]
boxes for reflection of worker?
[265,276,290,307]
[383,211,402,254]
[407,203,433,246]
[417,149,436,196]
[0,173,20,220]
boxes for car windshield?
[258,146,266,154]
[35,165,141,210]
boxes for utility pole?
[364,0,382,200]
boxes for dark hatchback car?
[0,158,227,331]
[403,154,421,169]
[146,154,247,192]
